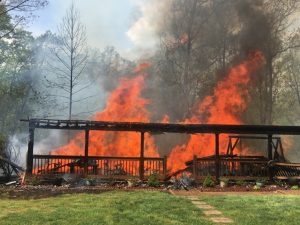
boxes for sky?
[25,0,158,59]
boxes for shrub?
[256,178,267,183]
[203,174,215,187]
[253,185,260,191]
[220,177,229,183]
[127,177,140,187]
[219,177,229,188]
[236,180,245,186]
[275,180,285,187]
[291,185,299,190]
[256,178,267,187]
[147,174,160,187]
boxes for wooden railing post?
[84,129,89,175]
[163,155,167,179]
[193,155,197,180]
[215,133,220,181]
[26,125,35,175]
[139,132,145,180]
[268,134,273,180]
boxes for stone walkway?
[185,196,233,224]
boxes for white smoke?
[9,134,28,168]
[9,130,75,168]
[126,0,170,58]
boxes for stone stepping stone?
[210,217,233,223]
[203,210,223,216]
[184,196,233,224]
[193,204,214,209]
[191,201,207,205]
[186,196,199,200]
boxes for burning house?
[22,52,300,182]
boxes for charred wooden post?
[268,134,273,160]
[163,155,167,180]
[215,133,220,180]
[139,132,145,180]
[278,139,285,161]
[26,124,35,174]
[226,137,240,156]
[268,134,273,180]
[84,129,89,174]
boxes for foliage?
[0,28,44,135]
[203,174,215,187]
[127,176,140,187]
[291,185,299,190]
[236,180,245,186]
[219,177,229,183]
[0,4,13,39]
[275,180,286,187]
[253,185,261,191]
[147,173,160,187]
[256,178,267,183]
[255,178,266,188]
[0,0,48,38]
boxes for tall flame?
[52,63,159,158]
[167,51,265,173]
[50,52,265,174]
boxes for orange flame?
[52,63,158,158]
[167,51,265,173]
[48,52,265,175]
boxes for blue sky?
[26,0,143,54]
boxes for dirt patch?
[0,185,167,199]
[1,184,299,199]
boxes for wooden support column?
[268,134,273,180]
[26,125,35,174]
[84,129,89,175]
[139,132,145,180]
[268,134,273,160]
[215,133,220,181]
[163,155,167,180]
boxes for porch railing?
[33,155,167,180]
[192,156,269,180]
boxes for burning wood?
[45,53,265,175]
[21,55,300,183]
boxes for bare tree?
[46,3,89,120]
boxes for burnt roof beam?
[21,119,300,135]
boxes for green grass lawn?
[1,191,299,225]
[0,191,213,225]
[200,195,300,225]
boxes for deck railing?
[33,155,167,180]
[272,162,300,179]
[192,156,269,180]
